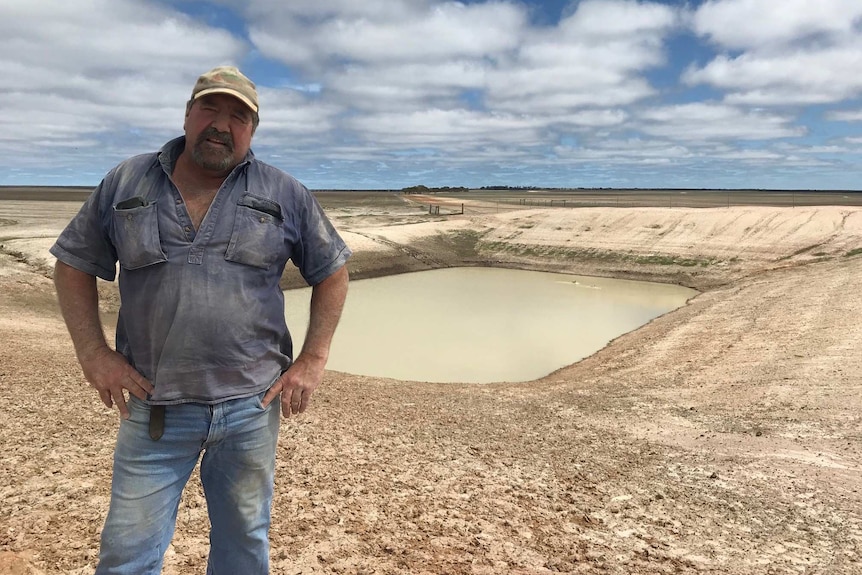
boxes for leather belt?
[149,405,166,441]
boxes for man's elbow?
[319,265,349,287]
[53,260,95,290]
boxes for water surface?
[284,267,697,383]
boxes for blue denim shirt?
[50,137,351,404]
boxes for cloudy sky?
[2,0,862,190]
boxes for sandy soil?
[1,195,861,574]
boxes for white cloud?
[711,148,785,162]
[0,0,860,189]
[554,138,694,164]
[0,0,246,101]
[321,61,488,112]
[0,0,253,171]
[256,89,342,136]
[242,0,678,117]
[559,109,629,128]
[637,103,805,141]
[684,43,862,105]
[485,0,677,112]
[687,0,862,106]
[345,108,544,148]
[223,0,686,179]
[693,0,862,50]
[243,0,421,22]
[827,110,862,122]
[247,0,526,69]
[558,0,678,39]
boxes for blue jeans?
[95,391,280,575]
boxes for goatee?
[192,127,236,172]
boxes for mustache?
[196,127,234,151]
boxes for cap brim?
[193,88,258,114]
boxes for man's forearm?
[300,265,349,362]
[53,260,110,363]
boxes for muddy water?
[284,267,697,384]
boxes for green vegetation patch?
[844,248,862,258]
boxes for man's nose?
[209,110,232,131]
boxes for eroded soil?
[1,194,861,574]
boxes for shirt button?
[259,217,267,223]
[184,226,192,232]
[175,199,183,205]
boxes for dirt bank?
[1,200,861,574]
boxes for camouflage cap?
[190,66,259,114]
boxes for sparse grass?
[0,244,28,264]
[845,248,862,258]
[441,229,487,258]
[778,243,825,261]
[483,242,719,267]
[634,254,711,267]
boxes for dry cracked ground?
[1,192,861,574]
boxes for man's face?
[184,93,255,174]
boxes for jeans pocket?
[125,394,151,425]
[113,199,167,270]
[253,388,274,412]
[224,193,286,270]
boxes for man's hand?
[80,347,154,419]
[261,265,348,418]
[261,266,348,418]
[53,261,154,419]
[261,354,325,417]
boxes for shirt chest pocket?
[224,194,285,270]
[112,198,167,270]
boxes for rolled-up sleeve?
[292,188,352,286]
[50,176,118,281]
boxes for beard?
[191,127,236,172]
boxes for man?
[50,66,350,574]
